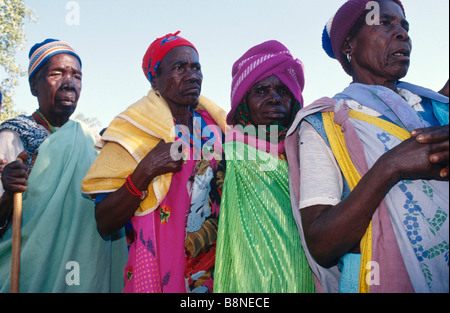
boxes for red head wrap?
[142,31,198,82]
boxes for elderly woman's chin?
[181,93,201,107]
[381,62,410,82]
[388,54,411,79]
[393,65,410,81]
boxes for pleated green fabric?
[215,141,315,293]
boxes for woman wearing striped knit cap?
[215,40,315,293]
[0,39,127,292]
[285,0,448,293]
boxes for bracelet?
[125,175,148,200]
[126,175,141,196]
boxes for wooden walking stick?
[10,156,24,293]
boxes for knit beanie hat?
[322,0,405,75]
[28,39,82,80]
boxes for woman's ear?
[342,35,354,57]
[150,74,159,92]
[29,77,38,97]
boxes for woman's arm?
[301,129,447,268]
[95,141,183,237]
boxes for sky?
[6,0,450,131]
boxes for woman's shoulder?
[0,114,35,131]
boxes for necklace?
[32,110,56,133]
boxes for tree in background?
[0,0,36,122]
[73,113,102,134]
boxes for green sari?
[215,140,315,293]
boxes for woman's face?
[347,0,411,85]
[30,53,82,127]
[246,75,295,127]
[151,46,203,108]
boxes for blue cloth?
[94,192,109,204]
[334,82,449,131]
[0,115,49,170]
[431,100,449,126]
[338,254,361,293]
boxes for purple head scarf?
[322,0,405,75]
[227,40,305,125]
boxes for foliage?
[0,0,36,122]
[73,113,102,133]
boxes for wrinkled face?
[246,75,294,127]
[151,46,203,108]
[348,0,411,84]
[30,53,82,127]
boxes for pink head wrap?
[228,40,305,125]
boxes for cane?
[10,156,24,293]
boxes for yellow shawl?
[81,90,227,216]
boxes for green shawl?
[0,120,127,292]
[215,141,314,293]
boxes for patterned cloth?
[81,90,227,216]
[0,115,50,171]
[285,82,449,293]
[82,90,227,293]
[174,107,218,161]
[123,110,225,293]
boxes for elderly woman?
[214,40,315,293]
[286,0,449,293]
[82,32,227,293]
[0,39,126,292]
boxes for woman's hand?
[94,141,185,237]
[131,141,185,190]
[1,151,29,194]
[411,125,449,179]
[0,151,28,232]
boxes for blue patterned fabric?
[0,115,49,170]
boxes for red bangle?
[126,175,143,197]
